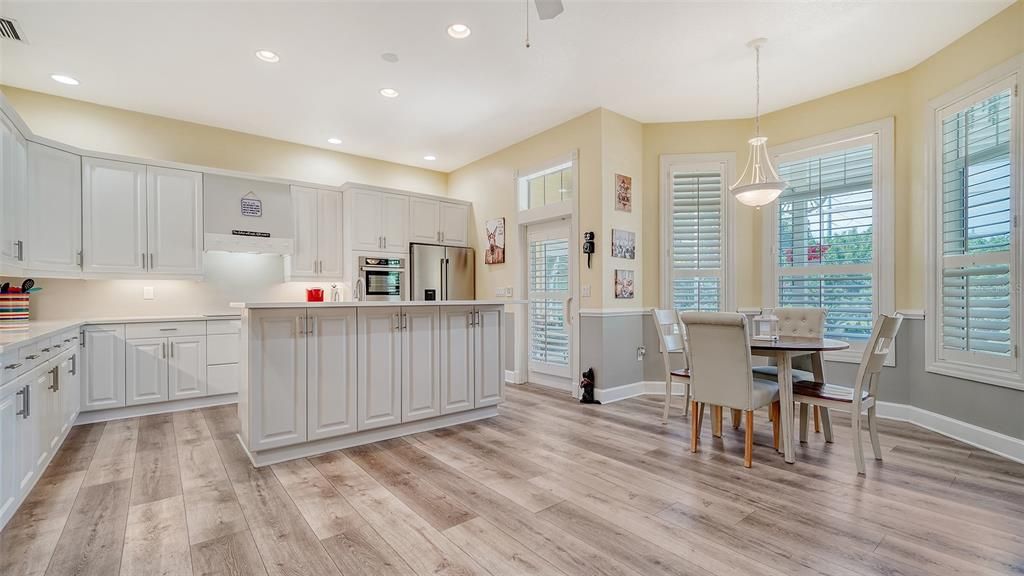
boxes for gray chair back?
[776,307,826,338]
[680,312,758,410]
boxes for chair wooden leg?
[662,377,671,423]
[868,406,882,460]
[852,411,866,475]
[814,406,821,433]
[820,407,834,443]
[682,381,690,417]
[712,406,723,438]
[731,409,741,429]
[690,401,700,453]
[771,401,781,450]
[799,403,809,443]
[744,410,754,468]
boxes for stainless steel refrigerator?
[409,243,475,301]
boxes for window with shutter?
[776,143,876,341]
[527,225,570,374]
[661,157,732,312]
[931,75,1019,377]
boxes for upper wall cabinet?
[27,143,82,276]
[288,186,344,281]
[83,158,203,278]
[347,188,409,254]
[408,198,469,247]
[1,113,28,273]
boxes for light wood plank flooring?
[3,384,1024,576]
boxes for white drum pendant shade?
[730,39,786,208]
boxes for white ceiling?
[0,1,1012,172]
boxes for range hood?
[203,174,294,255]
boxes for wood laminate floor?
[3,383,1024,576]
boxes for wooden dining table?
[750,336,850,463]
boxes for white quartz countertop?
[0,313,241,353]
[231,300,525,309]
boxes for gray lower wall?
[580,314,645,390]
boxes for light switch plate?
[582,284,591,297]
[143,286,155,300]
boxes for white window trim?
[659,152,737,312]
[762,118,896,364]
[515,151,577,223]
[925,55,1024,391]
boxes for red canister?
[306,288,324,302]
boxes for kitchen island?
[233,300,509,466]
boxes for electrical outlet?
[505,287,513,297]
[581,284,591,297]
[143,286,155,300]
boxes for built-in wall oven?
[357,256,406,301]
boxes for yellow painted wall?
[0,85,448,195]
[601,109,645,308]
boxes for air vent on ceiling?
[0,18,26,43]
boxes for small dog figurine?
[580,368,601,404]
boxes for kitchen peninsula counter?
[235,300,512,466]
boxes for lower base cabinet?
[356,308,402,431]
[82,324,126,411]
[308,308,357,440]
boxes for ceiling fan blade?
[535,0,564,20]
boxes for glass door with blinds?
[527,219,572,387]
[666,162,728,312]
[936,77,1017,370]
[773,137,878,343]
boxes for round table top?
[749,336,851,352]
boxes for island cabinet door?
[82,324,126,412]
[401,306,440,422]
[475,306,503,407]
[250,309,307,451]
[439,306,475,414]
[307,308,357,440]
[357,308,402,430]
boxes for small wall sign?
[240,192,263,217]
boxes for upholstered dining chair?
[792,313,903,475]
[652,309,691,422]
[680,312,780,468]
[751,307,828,436]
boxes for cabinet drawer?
[1,347,26,384]
[207,363,237,396]
[207,333,239,365]
[125,321,205,339]
[206,319,241,335]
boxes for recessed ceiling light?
[423,155,437,161]
[379,88,399,98]
[327,137,342,145]
[255,49,280,63]
[50,74,79,86]
[447,24,471,39]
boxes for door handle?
[564,296,573,327]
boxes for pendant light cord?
[754,44,760,138]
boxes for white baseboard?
[75,393,238,424]
[504,370,525,384]
[591,382,1024,464]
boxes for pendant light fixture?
[730,38,786,208]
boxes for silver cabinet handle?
[392,313,400,330]
[16,386,28,418]
[142,252,147,269]
[4,362,22,370]
[70,354,77,376]
[48,366,59,391]
[159,328,178,331]
[41,347,51,353]
[308,316,316,335]
[53,343,63,349]
[441,231,445,243]
[14,240,23,261]
[25,354,40,360]
[150,253,155,269]
[401,313,407,330]
[162,342,166,358]
[170,342,174,358]
[76,250,83,266]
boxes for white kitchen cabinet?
[347,188,409,253]
[248,309,307,450]
[357,307,402,430]
[381,193,409,252]
[126,337,168,406]
[475,306,504,407]
[439,202,470,246]
[60,350,80,435]
[409,197,440,244]
[0,388,17,524]
[207,320,240,396]
[439,306,475,414]
[289,186,344,280]
[14,373,37,495]
[307,308,357,440]
[168,335,207,400]
[1,113,28,271]
[402,307,440,422]
[40,363,63,458]
[147,166,203,276]
[82,157,147,274]
[82,324,126,411]
[27,142,82,275]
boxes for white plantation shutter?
[776,142,876,341]
[938,85,1015,364]
[528,233,570,370]
[670,169,724,311]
